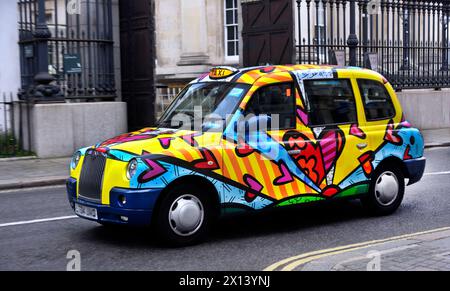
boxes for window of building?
[358,79,396,121]
[224,0,239,61]
[304,79,357,126]
[245,83,296,130]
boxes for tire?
[361,164,405,216]
[153,184,215,246]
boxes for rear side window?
[303,79,357,126]
[245,83,296,129]
[358,79,396,121]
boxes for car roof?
[193,64,384,85]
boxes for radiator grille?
[78,150,106,201]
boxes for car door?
[220,81,300,205]
[292,76,369,198]
[356,78,403,164]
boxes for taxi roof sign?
[209,66,238,79]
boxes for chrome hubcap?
[168,194,204,236]
[374,171,399,206]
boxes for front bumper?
[66,178,162,226]
[404,157,426,185]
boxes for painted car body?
[67,64,426,226]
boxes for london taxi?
[67,65,426,245]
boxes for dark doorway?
[241,0,295,67]
[119,0,156,131]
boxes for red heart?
[193,148,220,170]
[235,137,255,157]
[284,132,326,185]
[283,130,345,187]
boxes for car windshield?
[157,82,250,131]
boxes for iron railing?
[295,0,450,90]
[0,93,32,157]
[18,0,116,100]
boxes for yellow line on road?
[263,226,450,271]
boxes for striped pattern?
[320,133,337,173]
[221,140,316,200]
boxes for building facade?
[1,0,450,158]
[154,0,242,114]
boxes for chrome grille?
[78,150,106,201]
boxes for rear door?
[298,77,367,197]
[356,78,403,161]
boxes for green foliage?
[0,132,33,158]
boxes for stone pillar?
[177,0,210,66]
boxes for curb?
[0,156,38,163]
[424,142,450,149]
[264,227,450,271]
[0,177,67,191]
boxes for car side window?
[358,79,396,121]
[303,79,357,126]
[245,83,296,130]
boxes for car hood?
[93,127,221,159]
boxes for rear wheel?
[361,165,405,216]
[154,184,214,246]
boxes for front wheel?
[153,185,214,246]
[361,165,405,216]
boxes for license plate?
[75,203,98,220]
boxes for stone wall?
[397,90,450,130]
[14,102,127,158]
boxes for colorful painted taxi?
[67,65,426,245]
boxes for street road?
[0,147,449,271]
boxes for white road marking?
[0,215,78,228]
[424,171,450,176]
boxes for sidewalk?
[421,128,450,148]
[0,128,449,191]
[0,157,69,190]
[284,227,450,271]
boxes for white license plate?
[75,203,98,220]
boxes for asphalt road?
[0,147,449,271]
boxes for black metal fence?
[18,0,116,100]
[0,93,32,157]
[295,0,450,90]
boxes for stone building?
[154,0,242,114]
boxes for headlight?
[71,151,81,170]
[126,159,138,180]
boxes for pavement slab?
[294,228,450,271]
[0,157,69,190]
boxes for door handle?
[357,143,368,150]
[287,149,302,155]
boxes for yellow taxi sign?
[209,66,238,79]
